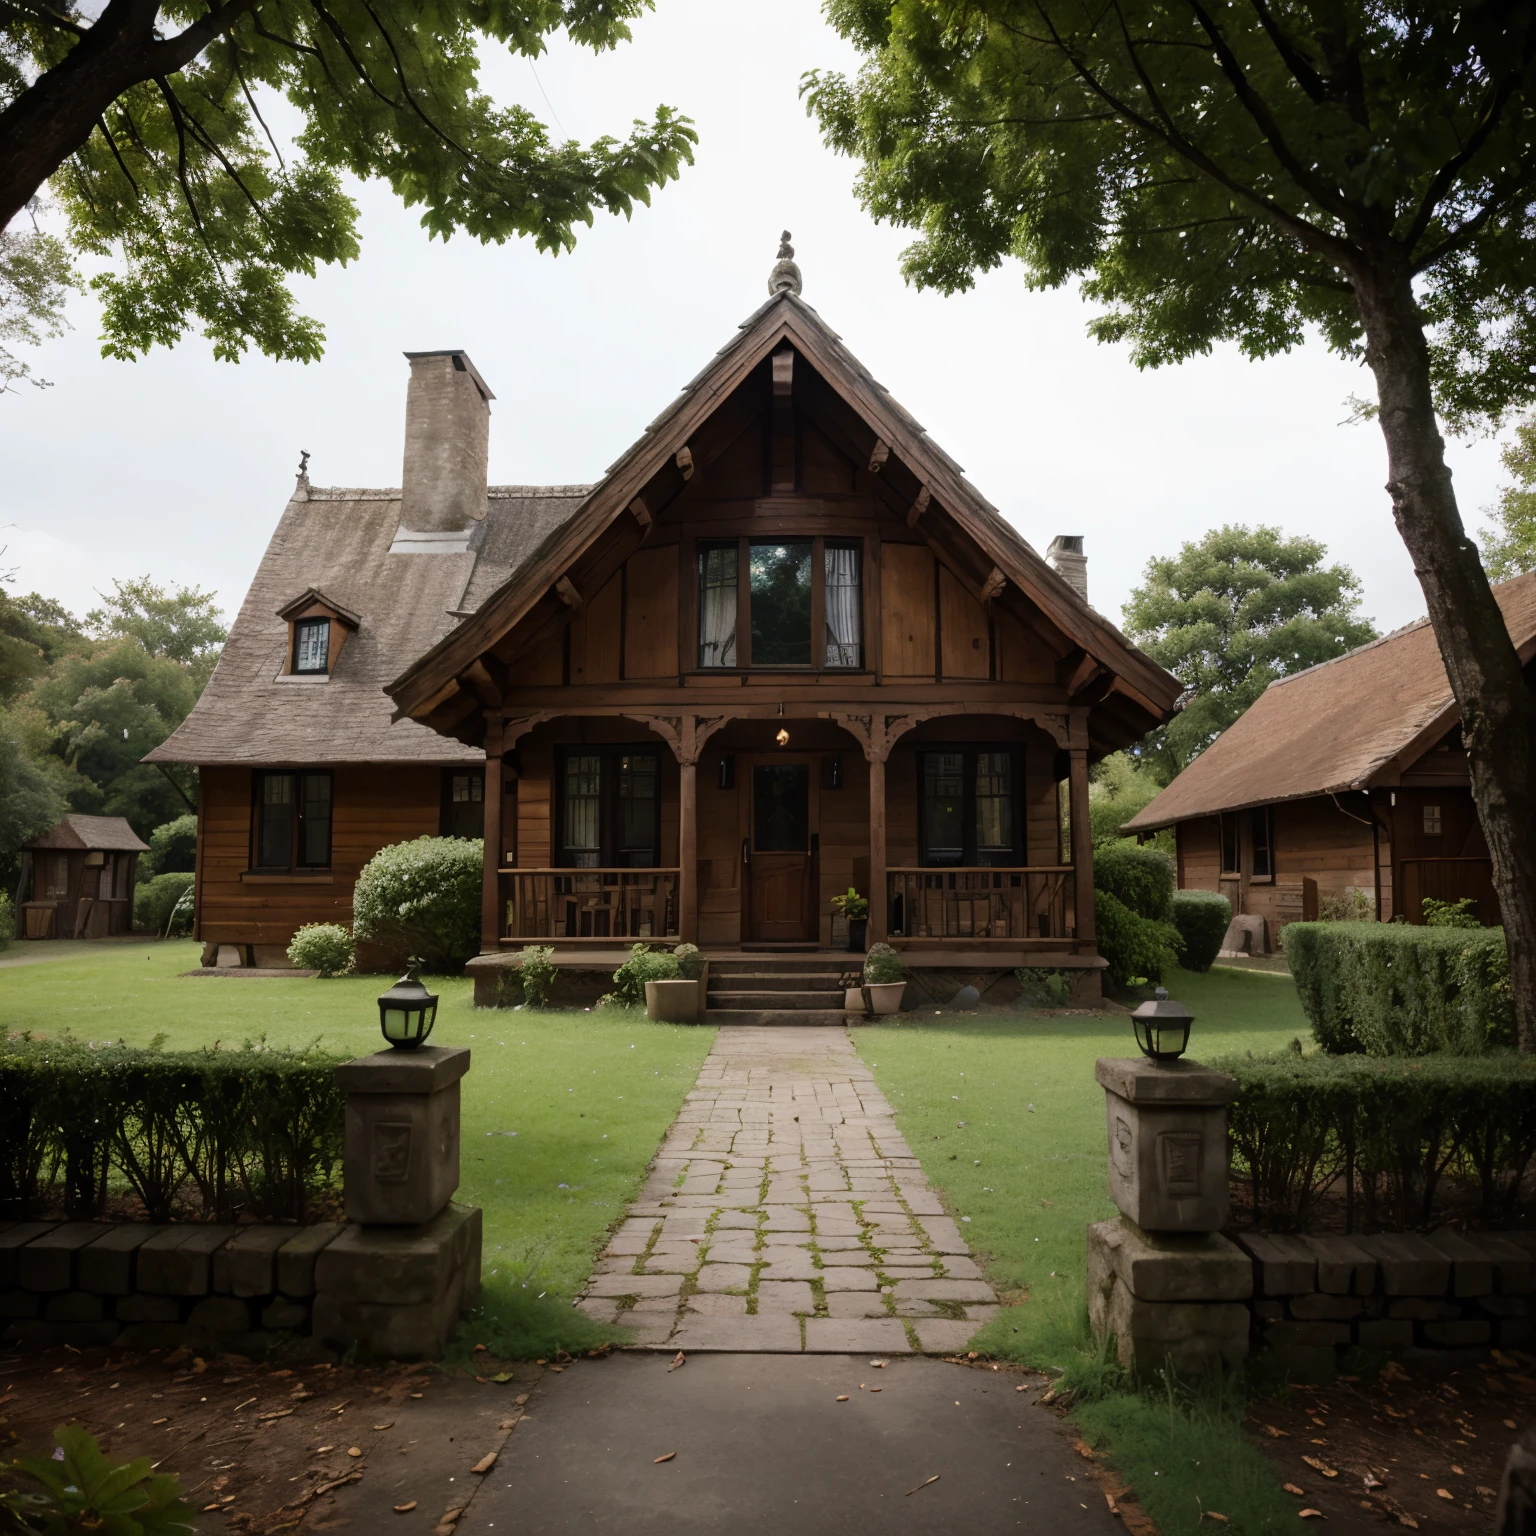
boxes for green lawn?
[854,965,1309,1536]
[2,939,716,1355]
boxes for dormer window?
[295,618,331,674]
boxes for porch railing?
[499,868,680,942]
[886,866,1075,942]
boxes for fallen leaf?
[1201,1513,1229,1524]
[1264,1424,1289,1438]
[1399,1518,1420,1531]
[1303,1456,1338,1478]
[346,1447,362,1459]
[836,1395,849,1402]
[204,1504,221,1512]
[1104,1490,1120,1518]
[474,1344,488,1353]
[904,1475,940,1496]
[1016,1385,1028,1393]
[314,1446,334,1455]
[152,1418,168,1426]
[373,1423,394,1432]
[1380,1362,1410,1383]
[869,1387,882,1394]
[1384,1407,1407,1419]
[871,1360,886,1368]
[1284,1485,1306,1497]
[654,1452,676,1464]
[1363,1475,1384,1490]
[393,1504,417,1514]
[514,1395,530,1406]
[1451,1465,1464,1476]
[548,1366,564,1374]
[1478,1486,1497,1498]
[471,1453,497,1475]
[1436,1489,1453,1501]
[1298,1510,1325,1521]
[258,1409,295,1422]
[1076,1443,1094,1461]
[1506,1419,1518,1430]
[490,1373,515,1384]
[668,1352,686,1373]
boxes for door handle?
[742,838,750,866]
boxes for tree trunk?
[1353,251,1536,1052]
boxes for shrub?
[602,943,679,1008]
[134,871,195,936]
[287,923,355,977]
[141,813,197,878]
[671,942,705,980]
[1214,1049,1536,1231]
[0,1034,345,1222]
[1094,888,1181,990]
[352,836,482,971]
[501,944,558,1007]
[3,1424,192,1536]
[1171,890,1231,973]
[1319,887,1375,923]
[864,942,905,984]
[0,892,12,952]
[1015,967,1071,1007]
[1093,843,1174,922]
[1284,920,1513,1054]
[1423,896,1482,928]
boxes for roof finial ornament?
[768,231,802,297]
[297,448,311,478]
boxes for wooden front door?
[746,762,817,941]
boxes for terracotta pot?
[645,978,702,1023]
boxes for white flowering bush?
[352,836,482,971]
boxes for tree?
[0,1,696,368]
[0,587,83,704]
[0,205,76,392]
[0,706,66,891]
[806,1,1536,1049]
[1480,418,1536,581]
[86,577,226,686]
[28,639,198,833]
[1124,525,1377,774]
[1089,750,1171,850]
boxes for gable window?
[696,538,862,670]
[558,748,660,868]
[1249,807,1275,882]
[294,619,331,674]
[919,750,1022,866]
[254,770,332,870]
[441,769,485,839]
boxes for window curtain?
[824,546,861,667]
[698,548,738,667]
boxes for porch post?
[481,715,504,953]
[869,752,887,945]
[1069,707,1095,945]
[678,758,699,943]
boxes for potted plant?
[845,942,907,1014]
[830,887,870,952]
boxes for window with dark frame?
[441,769,485,839]
[918,749,1022,866]
[253,770,332,870]
[293,618,331,674]
[696,538,862,670]
[1249,806,1275,881]
[557,748,661,868]
[1219,813,1240,876]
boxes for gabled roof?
[146,483,589,766]
[1123,571,1536,832]
[387,289,1181,724]
[26,814,149,853]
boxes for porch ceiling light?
[775,727,790,747]
[1130,988,1193,1064]
[377,960,438,1050]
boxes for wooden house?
[1123,572,1536,946]
[152,245,1180,999]
[15,815,147,939]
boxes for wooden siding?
[881,544,936,678]
[939,565,990,680]
[569,574,622,685]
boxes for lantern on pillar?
[1130,987,1193,1064]
[377,961,439,1049]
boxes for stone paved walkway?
[575,1026,999,1353]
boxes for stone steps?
[708,988,846,1011]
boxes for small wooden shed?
[17,815,149,940]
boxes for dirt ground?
[1245,1353,1533,1530]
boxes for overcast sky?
[0,0,1515,641]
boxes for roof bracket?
[868,439,890,474]
[628,496,653,533]
[555,576,583,608]
[906,486,931,528]
[675,446,695,481]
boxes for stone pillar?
[1086,1055,1251,1377]
[314,1046,482,1359]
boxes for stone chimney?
[399,351,495,534]
[1046,535,1088,604]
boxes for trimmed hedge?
[1172,890,1231,973]
[1285,920,1513,1054]
[134,871,195,937]
[1093,843,1175,923]
[1094,889,1181,989]
[352,836,482,972]
[287,923,355,977]
[1215,1050,1536,1231]
[0,1035,345,1223]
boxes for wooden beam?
[628,496,653,533]
[555,576,582,609]
[772,348,794,396]
[906,486,931,528]
[868,439,890,474]
[1059,649,1104,697]
[458,658,504,709]
[1069,734,1096,945]
[481,717,504,952]
[675,445,695,481]
[869,755,887,944]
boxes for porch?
[479,708,1099,962]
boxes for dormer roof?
[276,588,362,628]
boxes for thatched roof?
[1123,571,1536,831]
[147,484,589,766]
[27,815,149,853]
